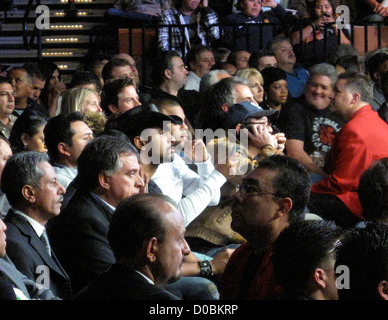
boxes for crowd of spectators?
[0,0,388,301]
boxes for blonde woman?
[61,87,102,115]
[61,87,106,136]
[235,68,264,105]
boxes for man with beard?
[219,155,311,300]
[2,152,71,299]
[78,193,191,300]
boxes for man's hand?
[262,0,278,9]
[209,248,235,275]
[245,125,276,150]
[184,139,208,163]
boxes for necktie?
[40,229,51,257]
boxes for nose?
[58,182,66,195]
[182,238,191,256]
[135,174,145,188]
[8,93,14,102]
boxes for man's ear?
[133,136,147,150]
[21,185,35,204]
[236,123,242,135]
[108,104,118,114]
[378,280,388,300]
[275,197,292,219]
[164,68,172,80]
[98,173,110,190]
[58,142,70,157]
[145,237,158,263]
[313,268,327,289]
[20,133,29,149]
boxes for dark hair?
[273,219,342,294]
[151,50,181,87]
[76,135,139,191]
[44,112,85,162]
[199,76,248,130]
[335,222,388,300]
[108,193,175,260]
[257,155,311,220]
[38,61,61,109]
[0,76,12,86]
[185,45,213,70]
[22,62,45,81]
[366,51,388,82]
[248,48,275,70]
[358,158,388,222]
[101,58,130,83]
[70,71,102,93]
[100,77,135,115]
[1,151,49,208]
[260,67,287,92]
[9,111,47,154]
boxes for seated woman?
[290,0,350,68]
[260,67,288,127]
[235,68,265,106]
[9,111,47,154]
[61,87,106,136]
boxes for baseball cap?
[115,106,183,143]
[223,101,278,129]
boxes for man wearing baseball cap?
[222,101,286,160]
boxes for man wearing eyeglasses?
[219,155,311,300]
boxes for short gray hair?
[309,63,338,88]
[1,151,49,208]
[338,72,374,104]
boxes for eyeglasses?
[236,182,282,198]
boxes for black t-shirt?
[278,97,344,165]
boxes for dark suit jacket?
[4,210,72,299]
[47,188,115,296]
[77,264,181,300]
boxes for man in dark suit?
[1,152,71,299]
[47,135,145,297]
[78,193,190,300]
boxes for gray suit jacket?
[0,255,59,300]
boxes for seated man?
[101,78,141,117]
[78,193,190,300]
[335,222,388,300]
[219,155,311,300]
[184,45,216,92]
[272,219,342,300]
[309,72,388,229]
[278,63,344,180]
[2,152,71,299]
[44,112,94,190]
[47,135,145,296]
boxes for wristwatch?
[198,260,214,278]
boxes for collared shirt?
[158,6,219,57]
[13,209,45,238]
[134,270,154,285]
[90,192,116,214]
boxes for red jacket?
[312,105,388,218]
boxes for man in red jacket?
[309,72,388,228]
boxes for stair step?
[0,8,107,19]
